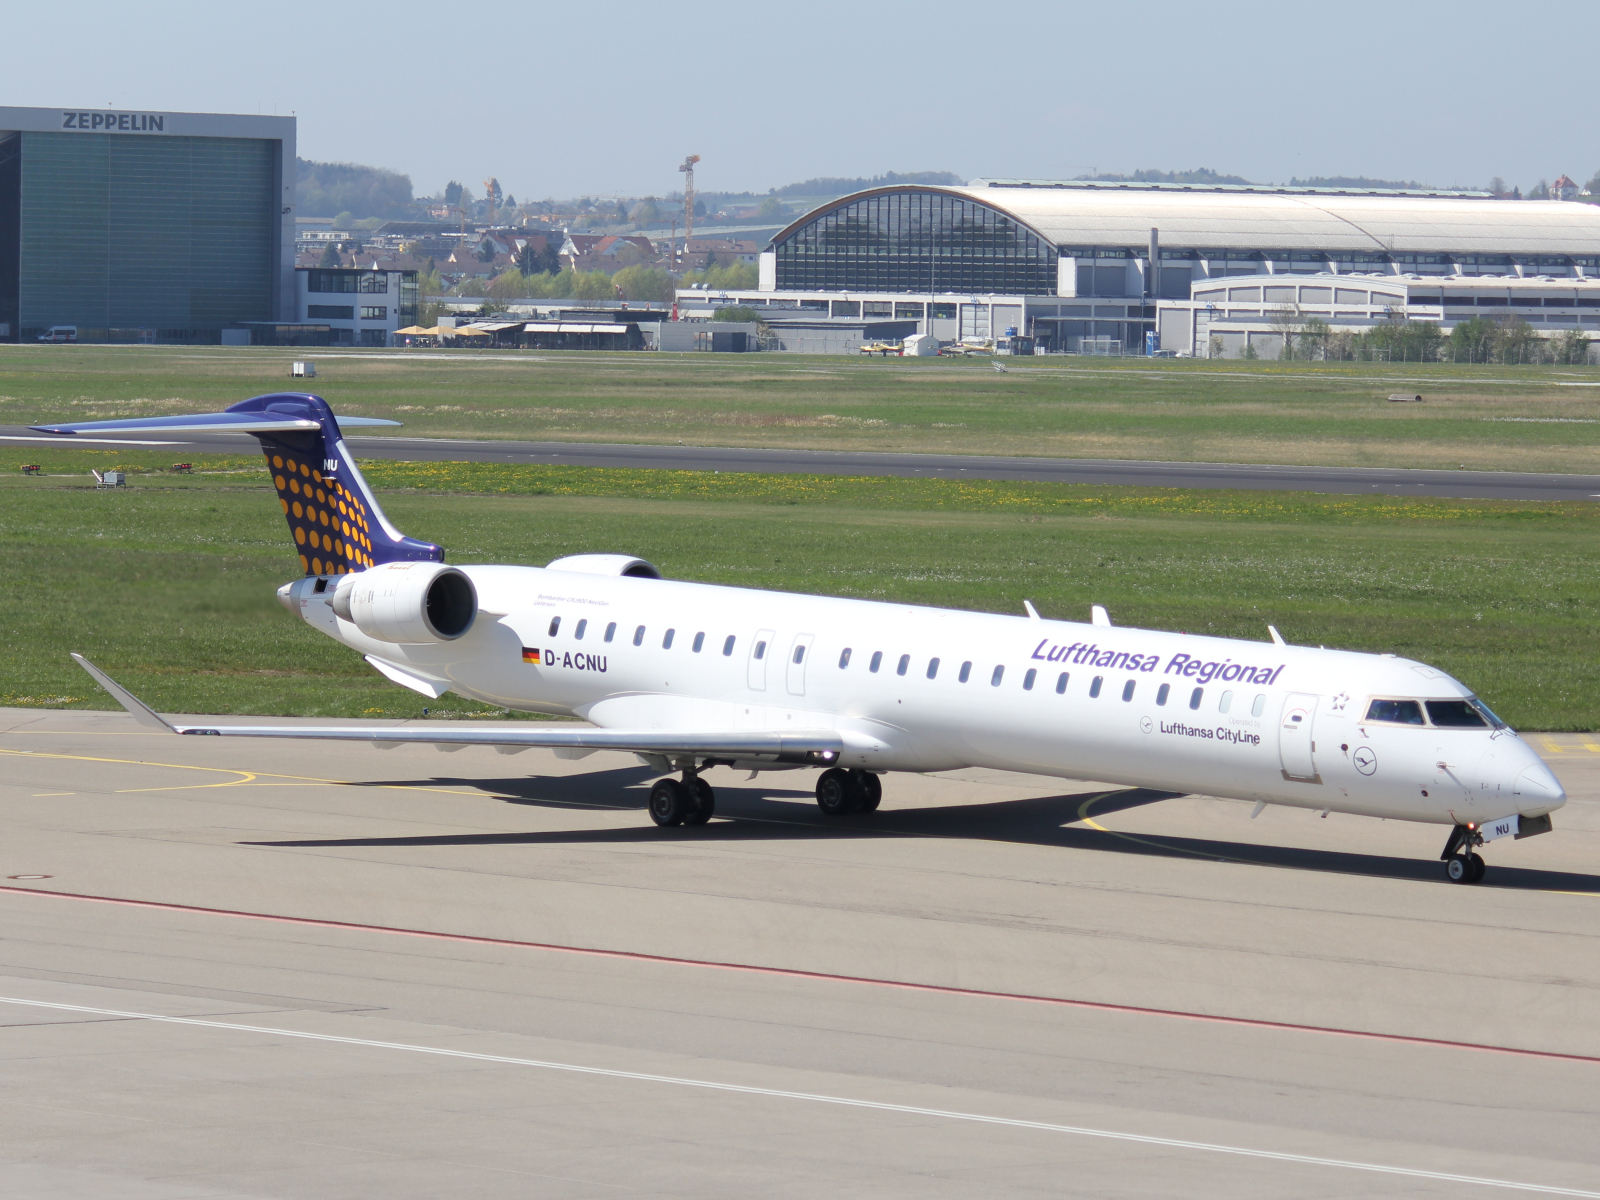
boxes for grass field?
[4,454,1596,729]
[4,343,1600,471]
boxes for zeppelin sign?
[61,111,166,132]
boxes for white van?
[38,326,77,343]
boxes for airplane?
[36,393,1565,886]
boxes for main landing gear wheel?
[854,770,882,812]
[684,777,715,826]
[648,778,691,827]
[815,767,858,816]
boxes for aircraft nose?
[1514,760,1566,810]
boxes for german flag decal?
[522,647,541,664]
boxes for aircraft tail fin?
[32,393,442,576]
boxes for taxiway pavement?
[0,708,1596,1197]
[6,425,1599,502]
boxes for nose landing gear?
[1441,825,1487,884]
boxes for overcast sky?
[4,0,1596,202]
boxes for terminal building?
[705,180,1600,354]
[0,106,295,343]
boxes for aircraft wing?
[71,655,844,762]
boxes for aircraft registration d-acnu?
[38,393,1565,885]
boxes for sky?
[3,0,1597,203]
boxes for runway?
[1,707,1597,1198]
[7,425,1600,501]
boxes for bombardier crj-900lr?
[40,393,1565,885]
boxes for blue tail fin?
[228,393,442,575]
[33,392,442,576]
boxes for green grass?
[3,457,1596,729]
[4,343,1600,471]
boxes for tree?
[1552,327,1591,364]
[517,241,537,275]
[1488,176,1509,197]
[1586,169,1600,195]
[756,196,785,220]
[1528,179,1551,200]
[317,242,341,269]
[486,269,530,302]
[1298,317,1331,360]
[693,199,706,218]
[703,250,719,271]
[1268,304,1303,360]
[1449,316,1496,362]
[538,242,561,275]
[475,239,496,264]
[630,199,659,224]
[444,181,463,207]
[714,306,760,322]
[570,270,615,301]
[612,265,674,303]
[613,200,629,224]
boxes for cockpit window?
[1469,697,1507,729]
[1365,698,1425,725]
[1425,700,1489,728]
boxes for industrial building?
[715,180,1600,354]
[0,106,295,343]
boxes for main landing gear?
[815,768,882,816]
[648,762,715,828]
[1441,824,1487,884]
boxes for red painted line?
[4,884,1597,1067]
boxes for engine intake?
[331,562,477,643]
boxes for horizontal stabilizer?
[72,655,843,761]
[31,413,400,436]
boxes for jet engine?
[331,562,477,643]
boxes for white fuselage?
[285,566,1564,827]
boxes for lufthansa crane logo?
[1353,747,1377,775]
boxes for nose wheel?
[1440,826,1488,884]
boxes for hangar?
[0,106,296,343]
[746,180,1600,353]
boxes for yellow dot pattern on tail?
[264,451,376,576]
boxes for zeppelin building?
[741,180,1600,355]
[0,106,295,343]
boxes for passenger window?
[723,635,736,656]
[1189,687,1203,710]
[1156,683,1170,706]
[692,632,705,653]
[959,661,972,683]
[927,657,940,679]
[633,625,645,646]
[574,619,587,641]
[1366,698,1425,725]
[1219,690,1232,713]
[896,654,910,676]
[663,629,675,649]
[754,640,767,660]
[548,616,561,637]
[1427,700,1488,728]
[1122,679,1135,702]
[604,622,617,643]
[839,647,852,668]
[1023,668,1036,691]
[1089,676,1103,698]
[1055,672,1069,694]
[793,644,806,664]
[1251,694,1265,717]
[991,665,1004,687]
[870,651,882,673]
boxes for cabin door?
[1278,693,1320,781]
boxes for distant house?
[684,238,761,267]
[559,234,658,272]
[1553,174,1580,201]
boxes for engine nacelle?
[545,554,662,579]
[331,562,477,643]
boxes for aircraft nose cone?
[1515,762,1566,809]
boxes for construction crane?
[678,154,700,267]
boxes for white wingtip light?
[1269,625,1287,646]
[1091,605,1111,628]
